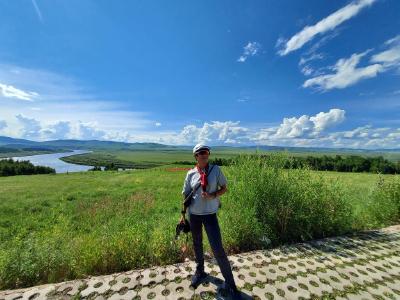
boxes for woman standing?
[181,144,241,299]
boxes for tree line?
[174,154,400,174]
[0,158,55,177]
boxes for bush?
[366,175,400,227]
[225,152,353,245]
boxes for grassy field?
[58,149,251,169]
[59,148,400,170]
[0,155,399,289]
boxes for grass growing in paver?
[0,153,399,290]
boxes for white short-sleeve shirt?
[181,164,227,215]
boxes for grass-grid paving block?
[250,285,283,300]
[368,261,392,276]
[162,265,186,282]
[278,277,312,299]
[107,289,137,300]
[2,292,23,300]
[382,278,400,293]
[315,270,345,291]
[346,290,377,300]
[55,279,87,296]
[230,255,251,268]
[232,271,249,288]
[354,265,388,282]
[193,279,220,298]
[238,269,259,285]
[300,273,333,297]
[18,285,53,300]
[140,267,163,286]
[80,278,110,297]
[167,280,195,299]
[365,284,398,299]
[276,260,297,276]
[383,256,400,267]
[338,266,368,286]
[136,283,165,300]
[261,283,286,300]
[246,251,265,262]
[264,264,279,281]
[367,257,390,267]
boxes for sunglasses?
[197,150,209,155]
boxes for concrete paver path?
[1,225,399,300]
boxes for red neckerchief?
[196,163,209,192]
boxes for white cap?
[192,143,211,155]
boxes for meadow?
[0,153,399,290]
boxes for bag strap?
[181,164,216,214]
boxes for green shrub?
[225,152,353,245]
[366,175,400,227]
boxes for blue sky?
[0,0,399,148]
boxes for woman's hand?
[201,191,215,200]
[180,214,185,223]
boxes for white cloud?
[2,109,400,149]
[310,108,346,132]
[278,0,376,56]
[40,121,71,139]
[0,120,7,131]
[155,122,162,127]
[179,121,248,144]
[74,121,106,140]
[303,35,400,91]
[264,108,345,140]
[15,114,42,139]
[31,0,43,23]
[237,42,261,62]
[303,51,383,91]
[370,35,400,68]
[274,115,314,138]
[301,65,314,76]
[0,83,38,101]
[0,64,154,138]
[299,53,324,66]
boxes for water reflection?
[8,150,93,173]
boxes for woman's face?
[195,150,209,165]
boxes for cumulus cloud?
[237,42,261,62]
[72,121,106,140]
[310,108,346,132]
[277,0,376,56]
[179,121,248,144]
[12,114,107,141]
[40,121,71,139]
[15,114,42,139]
[2,109,399,149]
[303,51,383,91]
[261,108,345,140]
[0,83,38,101]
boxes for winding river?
[7,150,93,173]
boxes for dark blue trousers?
[189,212,236,288]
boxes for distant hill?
[0,135,399,153]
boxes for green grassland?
[59,148,400,170]
[59,149,250,168]
[0,157,399,289]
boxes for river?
[6,150,94,173]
